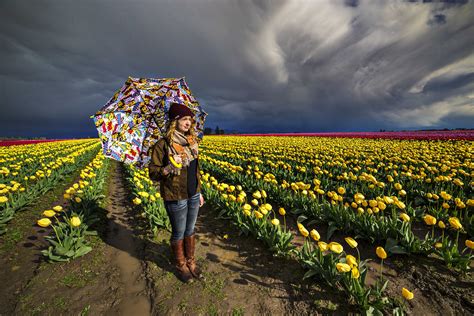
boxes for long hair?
[164,118,198,144]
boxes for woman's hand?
[173,154,183,165]
[162,163,179,176]
[199,193,205,207]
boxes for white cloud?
[409,54,474,93]
[377,92,474,128]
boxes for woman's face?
[176,116,193,133]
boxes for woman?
[148,102,205,283]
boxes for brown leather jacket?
[148,138,202,201]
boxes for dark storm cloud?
[0,0,473,138]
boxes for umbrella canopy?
[92,76,207,168]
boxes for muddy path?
[9,161,154,315]
[103,162,152,315]
[141,201,351,315]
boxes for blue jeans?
[164,192,201,242]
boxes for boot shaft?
[170,239,193,283]
[184,234,196,259]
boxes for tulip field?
[196,135,473,313]
[0,139,101,234]
[0,133,473,315]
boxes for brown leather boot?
[170,239,193,283]
[184,233,203,279]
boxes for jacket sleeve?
[148,140,169,182]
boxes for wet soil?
[0,152,100,316]
[141,202,351,315]
[1,159,472,315]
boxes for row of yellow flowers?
[201,136,472,192]
[201,169,413,313]
[0,139,99,182]
[36,149,110,262]
[203,143,472,219]
[200,147,473,272]
[125,164,171,233]
[0,140,101,234]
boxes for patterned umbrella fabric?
[92,76,207,168]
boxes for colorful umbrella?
[92,76,207,168]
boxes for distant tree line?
[204,126,225,135]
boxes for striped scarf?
[166,130,199,175]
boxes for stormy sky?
[1,0,473,138]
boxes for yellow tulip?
[75,197,82,203]
[328,242,343,254]
[254,210,263,219]
[278,207,286,216]
[395,200,406,210]
[243,204,251,211]
[434,242,442,249]
[345,237,358,248]
[42,210,56,217]
[264,203,272,211]
[376,246,387,259]
[351,266,360,279]
[337,187,346,195]
[310,229,320,241]
[318,241,328,251]
[399,212,410,222]
[297,223,309,237]
[252,191,262,199]
[271,218,280,226]
[71,216,81,227]
[52,205,63,212]
[369,200,378,208]
[37,218,52,227]
[448,217,462,230]
[133,197,142,205]
[346,254,357,267]
[465,240,474,250]
[336,263,351,273]
[0,196,8,203]
[438,221,446,229]
[251,199,259,206]
[402,288,414,300]
[423,214,437,226]
[383,196,394,204]
[138,191,149,198]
